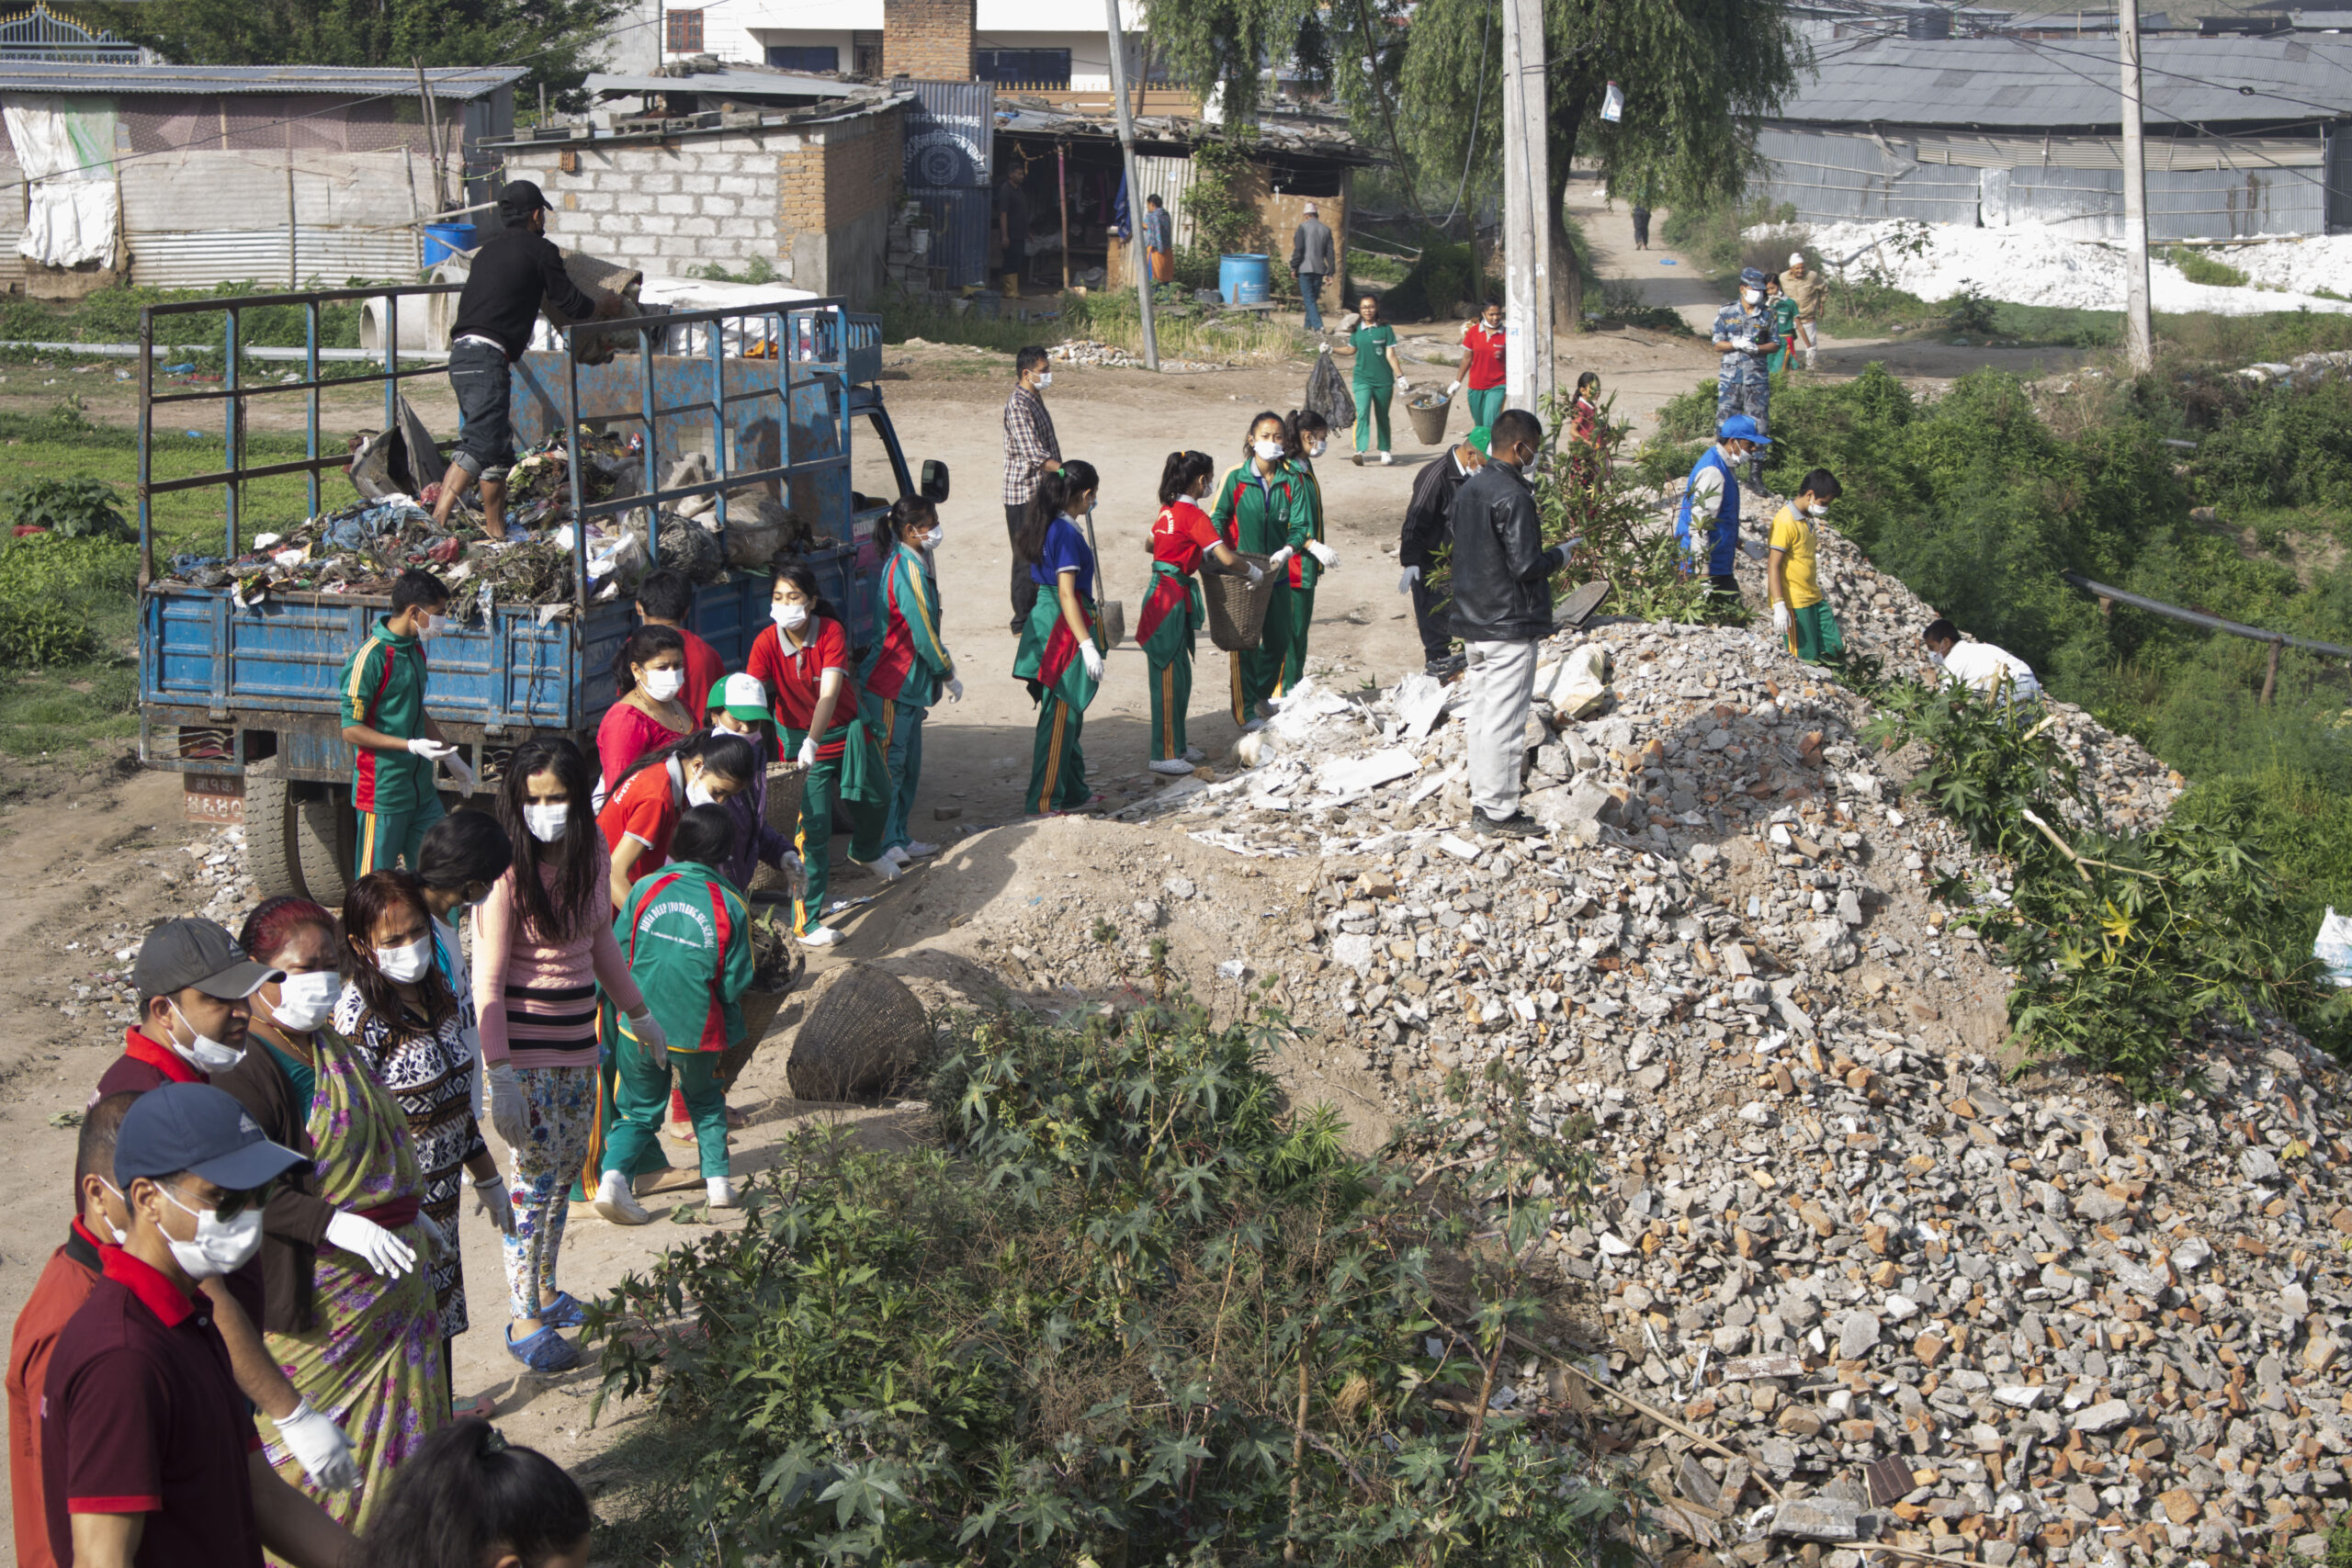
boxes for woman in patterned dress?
[333,871,514,1409]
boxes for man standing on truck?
[339,568,471,876]
[427,180,605,541]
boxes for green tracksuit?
[605,861,753,1180]
[785,712,889,937]
[1208,461,1315,723]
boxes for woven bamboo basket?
[1204,552,1278,652]
[763,759,807,840]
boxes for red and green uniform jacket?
[859,541,956,708]
[1210,462,1320,591]
[336,620,431,813]
[1136,499,1222,652]
[612,859,753,1053]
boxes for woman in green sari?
[218,896,447,1530]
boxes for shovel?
[1082,510,1126,649]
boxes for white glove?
[324,1210,418,1278]
[485,1061,527,1148]
[1317,341,1330,354]
[472,1175,514,1236]
[405,738,455,760]
[1398,565,1420,595]
[797,737,819,769]
[1080,641,1105,682]
[443,752,477,795]
[1306,540,1339,570]
[1244,562,1265,585]
[627,1007,669,1055]
[944,678,965,704]
[1771,602,1792,635]
[1266,546,1295,570]
[1445,380,1463,397]
[781,852,808,897]
[275,1399,358,1493]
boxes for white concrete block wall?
[506,144,786,279]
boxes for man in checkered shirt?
[1001,344,1062,630]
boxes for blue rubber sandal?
[505,1322,580,1373]
[538,1292,585,1330]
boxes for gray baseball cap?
[132,918,280,1001]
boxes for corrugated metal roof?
[1777,34,2352,127]
[0,62,525,96]
[582,67,859,99]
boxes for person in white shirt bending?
[1922,617,2041,705]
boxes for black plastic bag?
[1306,347,1355,432]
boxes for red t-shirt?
[1149,500,1224,577]
[1462,322,1506,391]
[9,1223,107,1568]
[746,619,851,761]
[678,628,727,727]
[43,1247,265,1568]
[597,761,680,897]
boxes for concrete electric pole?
[1104,0,1160,370]
[2118,0,2154,372]
[1500,0,1555,412]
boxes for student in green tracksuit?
[1012,461,1106,815]
[1273,407,1340,696]
[1139,449,1261,776]
[594,805,754,1224]
[1210,412,1316,728]
[1346,294,1402,464]
[338,568,470,876]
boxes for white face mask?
[413,613,435,639]
[96,1180,130,1246]
[1035,371,1053,389]
[1307,440,1328,458]
[1742,288,1761,305]
[374,935,432,986]
[524,802,569,842]
[643,667,685,702]
[1253,439,1285,462]
[267,971,339,1034]
[922,526,944,548]
[774,602,809,633]
[684,775,718,808]
[1806,502,1828,518]
[1928,650,1948,669]
[166,999,243,1073]
[155,1185,265,1279]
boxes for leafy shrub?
[0,536,136,669]
[2167,247,2248,288]
[1946,285,1998,336]
[1380,239,1488,321]
[1658,196,1796,278]
[583,997,1630,1565]
[3,476,130,540]
[1652,378,1719,443]
[2186,378,2352,513]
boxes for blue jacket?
[1675,446,1742,578]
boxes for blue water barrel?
[423,222,480,267]
[1218,253,1272,305]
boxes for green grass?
[2168,247,2249,288]
[877,288,1310,365]
[0,280,373,350]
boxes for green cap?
[1466,426,1491,454]
[708,671,773,727]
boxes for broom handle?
[1083,510,1110,608]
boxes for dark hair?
[417,809,515,894]
[669,803,736,867]
[391,569,450,615]
[352,1418,590,1568]
[343,871,456,1035]
[76,1092,138,1193]
[497,736,602,946]
[1575,371,1600,397]
[239,896,338,970]
[1158,450,1215,506]
[612,624,685,699]
[608,727,763,807]
[772,562,839,627]
[1284,408,1329,462]
[634,568,694,624]
[1017,459,1100,564]
[876,494,937,553]
[1146,193,1162,207]
[1015,345,1049,378]
[1923,617,1960,645]
[1798,468,1842,502]
[1243,409,1288,461]
[1492,407,1544,453]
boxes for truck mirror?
[921,458,950,503]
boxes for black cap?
[499,179,553,219]
[115,1083,304,1191]
[132,917,279,1002]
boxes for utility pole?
[2118,0,2154,372]
[1104,0,1159,369]
[1499,0,1554,412]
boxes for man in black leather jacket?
[1448,407,1570,838]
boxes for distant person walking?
[1457,301,1506,434]
[1290,203,1336,332]
[1001,345,1062,631]
[1782,251,1826,371]
[1142,193,1174,284]
[1347,294,1403,465]
[1631,204,1651,250]
[1711,267,1778,490]
[1766,273,1799,378]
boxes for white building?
[656,0,1147,87]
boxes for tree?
[1394,0,1803,328]
[1142,0,1329,130]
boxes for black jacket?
[215,1039,337,1334]
[1447,460,1563,643]
[1400,446,1477,571]
[448,228,598,359]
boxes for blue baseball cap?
[115,1083,304,1192]
[1740,266,1768,288]
[1718,415,1771,445]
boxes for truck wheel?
[244,773,299,901]
[296,791,353,909]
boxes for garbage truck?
[134,283,944,908]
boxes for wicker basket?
[763,760,807,842]
[1204,551,1278,652]
[1406,391,1453,446]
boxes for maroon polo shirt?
[91,1031,206,1103]
[40,1247,263,1568]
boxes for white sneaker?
[1377,451,1395,466]
[594,1168,651,1226]
[899,839,940,858]
[706,1176,739,1209]
[852,853,903,882]
[1182,746,1205,763]
[797,924,846,948]
[1149,758,1194,776]
[884,844,911,866]
[1240,717,1268,734]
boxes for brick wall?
[881,0,975,81]
[775,107,905,301]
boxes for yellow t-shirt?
[1768,503,1822,609]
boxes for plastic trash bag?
[2315,907,2352,988]
[1306,347,1355,433]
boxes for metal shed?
[1754,34,2352,237]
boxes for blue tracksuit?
[1676,445,1742,579]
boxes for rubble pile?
[1046,339,1225,374]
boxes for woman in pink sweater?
[473,735,666,1372]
